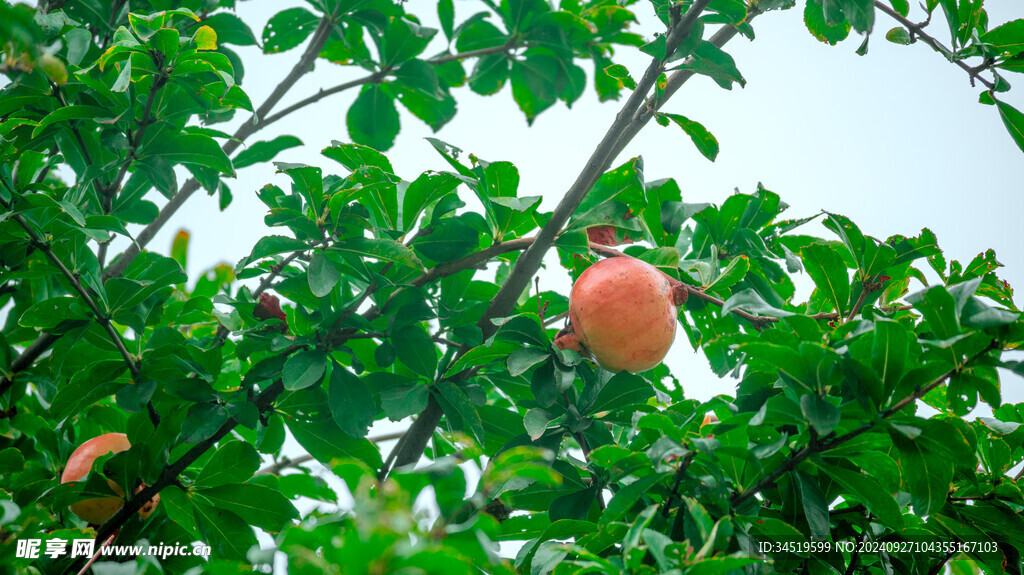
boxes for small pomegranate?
[61,433,160,525]
[555,257,688,373]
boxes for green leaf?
[660,113,719,161]
[32,105,111,138]
[233,135,303,169]
[203,12,257,46]
[322,141,395,174]
[329,365,374,437]
[330,238,422,269]
[906,285,960,340]
[0,448,25,474]
[804,0,851,45]
[380,382,429,421]
[800,394,840,435]
[447,341,520,375]
[382,17,437,66]
[675,41,745,89]
[181,403,230,443]
[510,53,561,123]
[263,7,319,54]
[812,461,903,529]
[237,235,308,271]
[193,499,257,560]
[995,100,1024,153]
[885,26,912,44]
[283,349,327,391]
[468,53,509,95]
[195,483,298,533]
[196,441,261,488]
[838,0,874,34]
[347,85,400,151]
[391,324,437,378]
[508,348,551,377]
[143,134,234,175]
[872,319,910,396]
[307,252,338,298]
[111,56,131,92]
[981,19,1024,56]
[286,414,383,469]
[801,243,850,315]
[401,171,462,231]
[795,471,830,540]
[601,473,666,524]
[891,432,952,517]
[436,379,485,445]
[587,372,655,415]
[720,288,794,318]
[19,297,90,329]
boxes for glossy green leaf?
[283,349,327,391]
[801,243,850,315]
[233,135,303,169]
[660,113,719,161]
[195,483,299,533]
[263,7,319,53]
[329,365,374,438]
[196,441,261,488]
[347,84,400,151]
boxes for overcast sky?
[153,0,1024,406]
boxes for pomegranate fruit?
[61,433,160,525]
[555,256,688,373]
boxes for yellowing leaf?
[195,25,218,50]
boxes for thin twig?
[730,340,999,507]
[607,8,762,160]
[874,1,995,90]
[106,12,339,280]
[95,378,284,543]
[6,210,140,383]
[256,430,406,475]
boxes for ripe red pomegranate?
[555,256,688,373]
[61,433,160,525]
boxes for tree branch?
[0,334,59,400]
[382,2,713,474]
[730,340,999,507]
[1,12,343,404]
[607,9,761,160]
[476,0,713,340]
[6,210,140,383]
[106,12,338,280]
[256,430,405,476]
[94,378,284,543]
[874,1,995,90]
